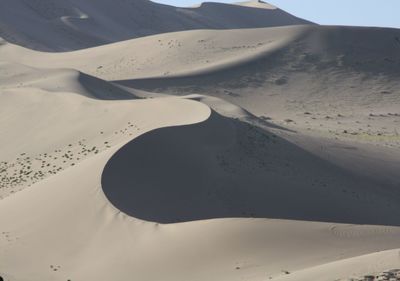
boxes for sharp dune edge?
[1,1,400,281]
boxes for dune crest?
[235,0,277,10]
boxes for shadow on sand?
[102,111,400,225]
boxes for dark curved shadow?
[102,111,400,225]
[78,73,138,100]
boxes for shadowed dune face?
[78,73,137,100]
[0,0,312,51]
[102,111,400,224]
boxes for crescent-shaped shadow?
[102,111,400,225]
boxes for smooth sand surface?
[1,1,400,281]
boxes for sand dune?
[0,0,311,51]
[1,100,400,280]
[1,1,400,280]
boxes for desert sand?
[1,1,400,281]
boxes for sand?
[1,1,400,281]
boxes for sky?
[152,0,400,29]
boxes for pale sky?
[152,0,400,29]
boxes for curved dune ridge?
[102,110,400,225]
[0,0,312,51]
[1,96,400,281]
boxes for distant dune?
[0,0,312,51]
